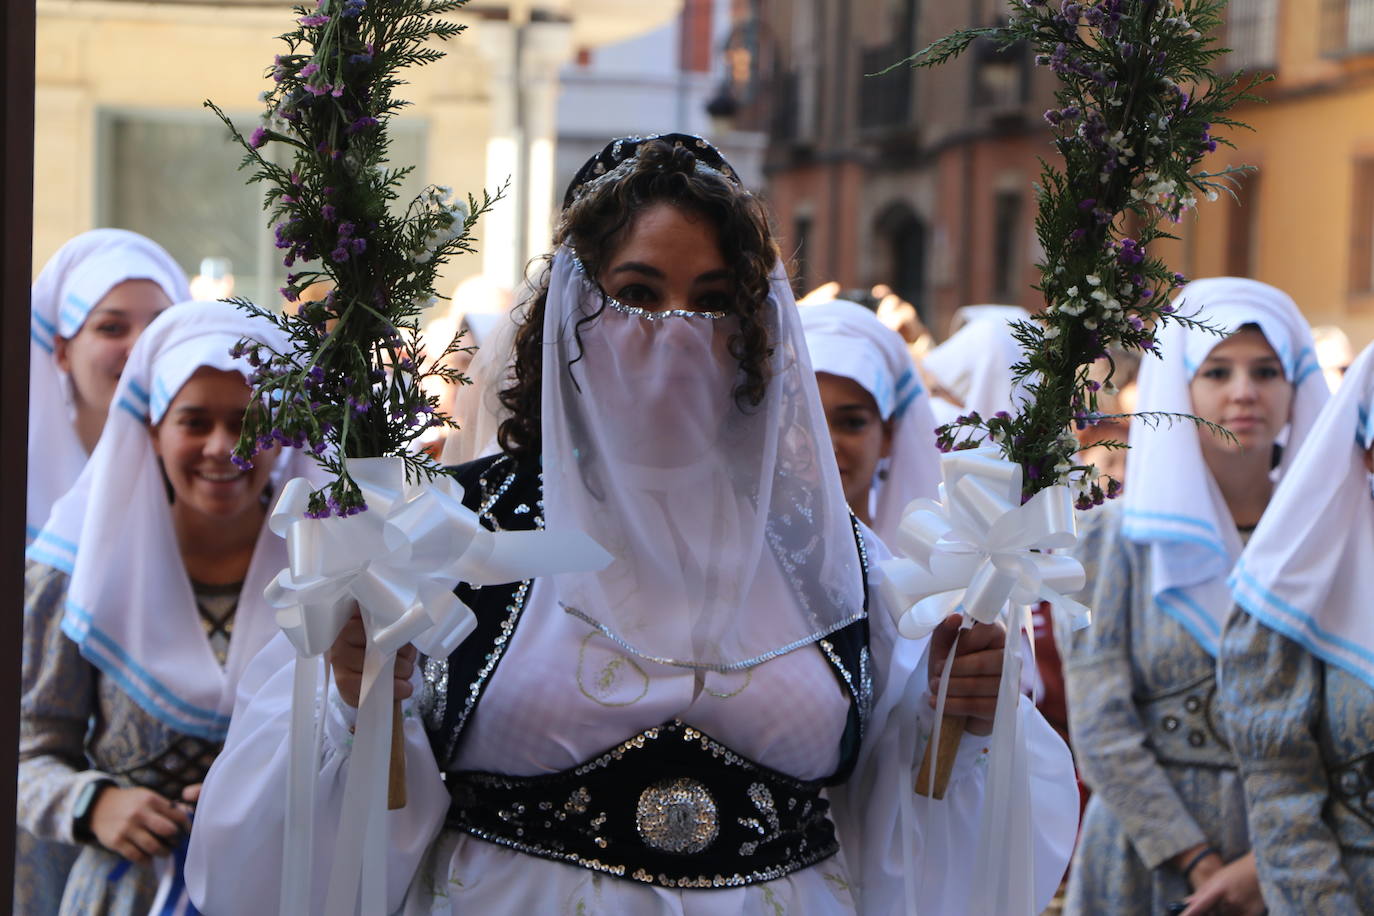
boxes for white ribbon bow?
[878,446,1090,638]
[267,456,611,916]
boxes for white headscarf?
[27,300,316,741]
[440,305,522,467]
[1230,341,1374,686]
[923,307,1032,420]
[542,248,864,670]
[28,229,191,541]
[1122,277,1328,655]
[800,299,942,544]
[948,304,1032,335]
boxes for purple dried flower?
[349,237,367,255]
[331,247,350,263]
[250,127,269,149]
[299,62,320,79]
[345,116,379,135]
[299,13,329,26]
[338,221,356,239]
[321,204,336,221]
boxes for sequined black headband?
[561,133,742,209]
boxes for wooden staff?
[914,713,966,800]
[389,697,406,809]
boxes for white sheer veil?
[540,248,865,671]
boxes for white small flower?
[1091,290,1108,302]
[1087,274,1101,286]
[1067,286,1079,297]
[1045,326,1062,339]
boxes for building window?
[971,36,1030,110]
[1352,158,1374,295]
[99,109,426,308]
[1225,172,1261,279]
[875,202,928,321]
[1321,0,1374,54]
[858,0,918,131]
[1226,0,1280,71]
[992,190,1022,301]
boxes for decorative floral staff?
[207,2,608,912]
[884,0,1260,804]
[207,0,499,518]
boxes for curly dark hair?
[496,139,780,463]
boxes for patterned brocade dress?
[19,561,236,915]
[1056,504,1249,915]
[1219,611,1374,914]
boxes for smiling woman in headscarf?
[1217,340,1374,912]
[27,229,190,542]
[800,298,942,544]
[20,301,318,915]
[20,228,190,914]
[187,134,1078,916]
[1056,278,1329,916]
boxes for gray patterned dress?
[1055,504,1249,915]
[18,561,233,915]
[1219,609,1374,913]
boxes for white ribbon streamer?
[266,456,611,916]
[876,447,1088,915]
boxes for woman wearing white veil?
[1218,340,1374,912]
[921,306,1032,426]
[20,301,318,914]
[1057,278,1328,915]
[188,134,1077,915]
[21,228,189,914]
[27,229,190,542]
[800,298,942,544]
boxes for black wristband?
[72,778,116,843]
[1180,845,1218,879]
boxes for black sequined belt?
[444,719,839,889]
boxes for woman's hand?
[328,608,418,709]
[927,614,1007,736]
[1180,851,1264,915]
[90,785,191,864]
